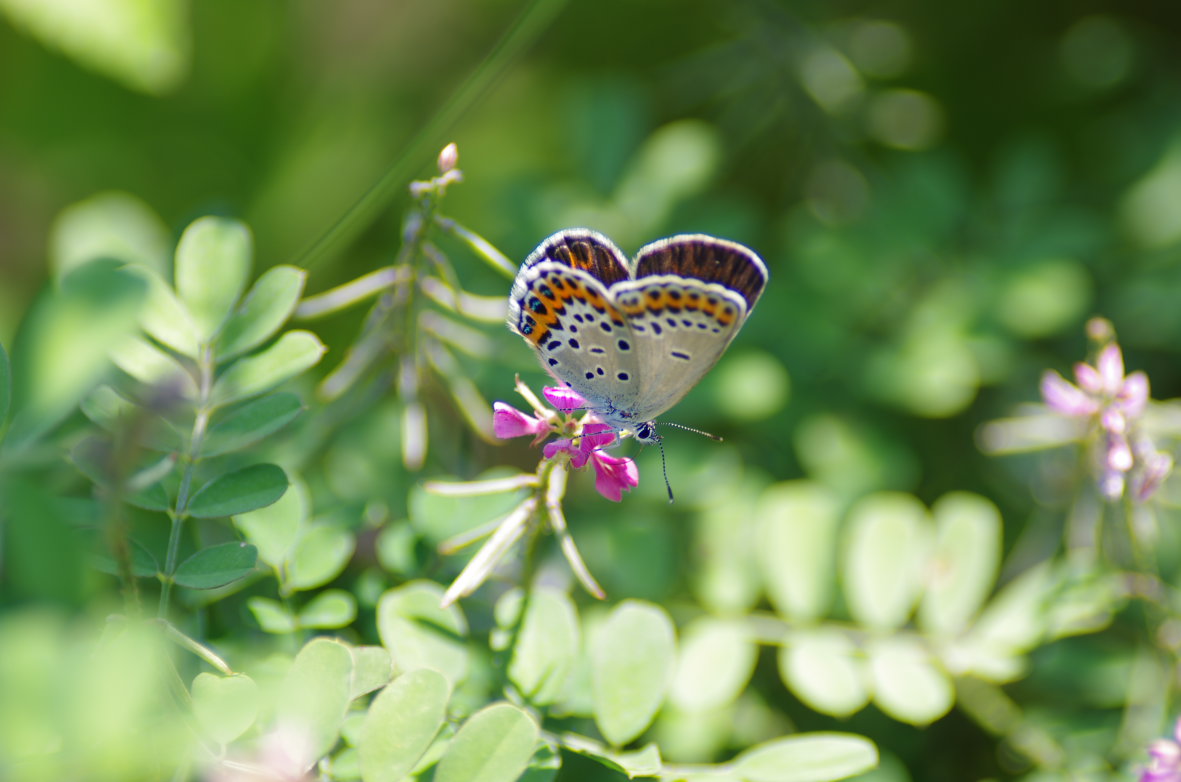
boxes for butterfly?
[507,229,767,444]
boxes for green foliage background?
[2,1,1181,781]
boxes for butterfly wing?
[612,235,769,421]
[509,231,642,421]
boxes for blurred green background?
[3,0,1181,780]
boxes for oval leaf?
[248,596,296,634]
[129,267,199,357]
[918,492,1002,636]
[866,637,953,725]
[216,265,308,361]
[670,617,756,711]
[192,673,259,745]
[591,600,676,747]
[203,392,304,457]
[276,638,354,772]
[350,646,392,699]
[298,589,357,629]
[174,542,258,589]
[778,628,868,718]
[759,481,841,622]
[376,581,469,685]
[730,733,878,782]
[233,477,307,567]
[188,463,288,519]
[497,587,580,706]
[211,330,326,407]
[175,217,252,342]
[287,523,354,591]
[359,668,451,782]
[435,703,539,782]
[843,493,931,630]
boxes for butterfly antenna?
[654,435,674,504]
[660,421,723,441]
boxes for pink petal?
[1101,407,1127,435]
[1074,362,1103,395]
[1120,371,1150,418]
[493,402,548,440]
[578,422,619,453]
[1135,452,1174,502]
[1097,344,1126,395]
[544,386,588,413]
[1041,371,1098,416]
[543,438,589,469]
[591,453,639,502]
[1108,432,1134,472]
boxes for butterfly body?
[508,229,767,440]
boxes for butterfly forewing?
[634,235,768,311]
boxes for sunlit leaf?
[287,523,354,591]
[591,600,676,747]
[211,330,326,407]
[192,673,258,746]
[188,463,288,519]
[248,596,296,634]
[729,733,878,782]
[349,646,392,699]
[918,493,1002,636]
[434,703,539,782]
[866,637,953,725]
[175,217,252,343]
[358,668,450,782]
[778,627,868,718]
[49,191,169,280]
[376,581,469,684]
[276,638,354,772]
[496,587,580,706]
[216,265,308,361]
[173,542,257,589]
[758,481,841,622]
[843,492,931,630]
[670,617,756,711]
[297,589,356,629]
[127,268,199,357]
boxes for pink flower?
[1141,718,1181,782]
[494,385,639,502]
[493,401,550,444]
[1041,342,1167,500]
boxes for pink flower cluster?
[1041,342,1171,501]
[1141,718,1181,782]
[494,386,639,502]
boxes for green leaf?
[192,673,259,746]
[128,267,199,357]
[560,735,663,778]
[287,523,354,591]
[216,265,308,361]
[957,563,1052,681]
[298,589,357,629]
[188,463,288,519]
[758,481,841,621]
[7,259,148,446]
[778,628,868,718]
[866,636,953,725]
[175,217,252,342]
[591,600,676,747]
[358,668,451,782]
[843,492,931,630]
[174,542,258,589]
[729,733,878,782]
[435,703,539,782]
[127,480,171,512]
[918,492,1002,636]
[68,436,173,509]
[109,336,197,398]
[49,191,169,280]
[203,392,304,457]
[211,330,326,407]
[377,581,469,684]
[669,617,756,711]
[248,596,296,634]
[233,476,307,567]
[497,587,580,706]
[349,646,392,699]
[276,638,354,772]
